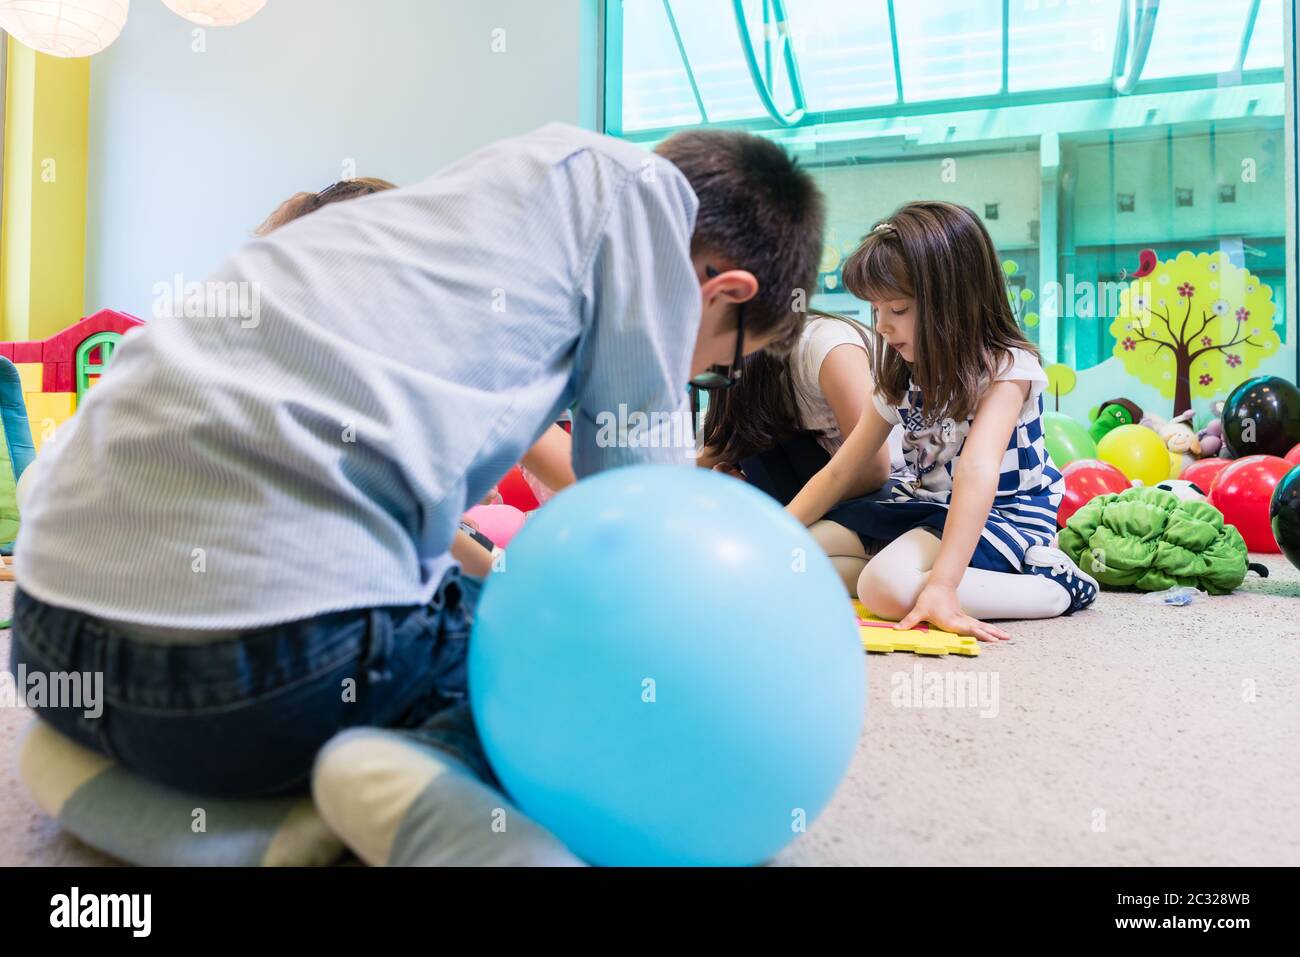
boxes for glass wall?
[604,0,1295,424]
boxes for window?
[75,332,122,400]
[604,0,1295,422]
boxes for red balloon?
[1061,458,1127,480]
[1286,444,1300,467]
[497,466,540,512]
[1181,457,1233,493]
[1208,455,1293,552]
[1058,459,1130,527]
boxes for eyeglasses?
[314,180,375,209]
[688,267,746,391]
[315,181,353,202]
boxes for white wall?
[816,150,1043,256]
[85,0,598,318]
[1073,129,1287,247]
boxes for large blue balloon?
[469,465,865,866]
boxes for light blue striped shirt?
[19,124,702,631]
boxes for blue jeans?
[9,568,482,797]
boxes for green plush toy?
[1058,486,1259,594]
[1087,397,1143,444]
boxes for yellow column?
[1,37,90,342]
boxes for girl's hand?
[896,583,1012,642]
[712,462,746,482]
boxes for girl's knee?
[856,561,920,621]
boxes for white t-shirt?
[789,317,907,473]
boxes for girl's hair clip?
[874,221,894,232]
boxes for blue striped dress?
[825,348,1063,573]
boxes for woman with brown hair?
[697,308,905,508]
[787,201,1098,641]
[253,177,399,235]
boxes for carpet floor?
[3,556,1298,866]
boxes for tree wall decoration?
[1110,250,1279,417]
[1002,260,1039,329]
[1044,364,1077,412]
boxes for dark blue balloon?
[1270,465,1300,571]
[1223,376,1300,458]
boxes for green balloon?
[1020,288,1035,302]
[1042,412,1097,468]
[1025,312,1040,327]
[1003,260,1019,276]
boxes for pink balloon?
[464,504,526,548]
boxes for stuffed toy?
[1143,409,1202,474]
[1199,418,1225,457]
[1058,486,1266,594]
[1089,397,1143,444]
[1197,401,1228,458]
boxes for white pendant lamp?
[161,0,264,26]
[0,0,130,57]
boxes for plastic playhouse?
[0,309,143,452]
[0,310,142,552]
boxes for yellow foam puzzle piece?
[852,600,980,657]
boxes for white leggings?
[811,521,1070,621]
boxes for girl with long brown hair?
[788,201,1098,641]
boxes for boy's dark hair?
[655,130,826,354]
